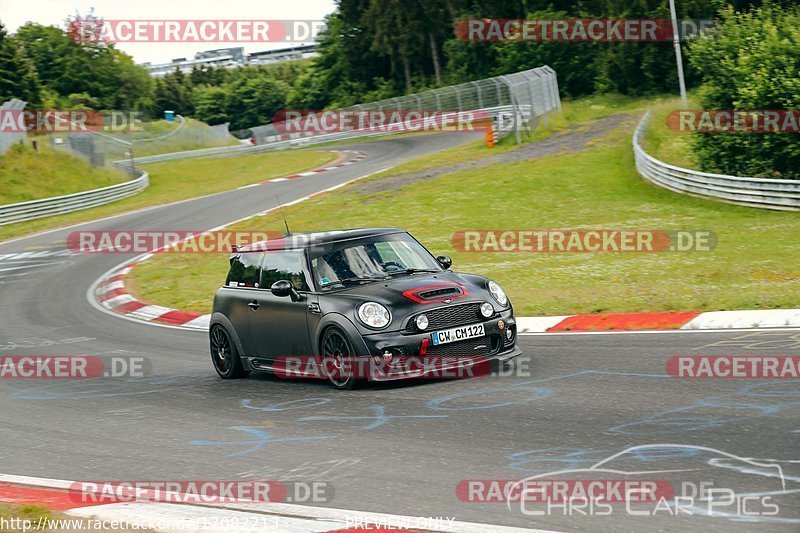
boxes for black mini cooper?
[210,228,521,389]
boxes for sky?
[0,0,337,64]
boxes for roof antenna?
[276,195,292,237]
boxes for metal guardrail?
[0,97,152,227]
[633,111,800,211]
[0,169,149,227]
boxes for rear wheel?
[320,328,363,390]
[210,325,249,379]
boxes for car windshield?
[309,233,441,289]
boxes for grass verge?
[641,96,700,168]
[0,503,153,531]
[0,149,337,242]
[0,504,51,532]
[129,93,800,316]
[0,141,127,205]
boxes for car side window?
[225,253,265,288]
[260,250,310,291]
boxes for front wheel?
[320,328,364,390]
[210,325,250,379]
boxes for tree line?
[0,1,797,176]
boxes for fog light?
[416,314,429,330]
[480,302,494,318]
[506,327,515,342]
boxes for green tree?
[0,22,42,105]
[687,3,800,178]
[226,74,289,130]
[153,69,194,116]
[192,85,230,125]
[15,18,152,111]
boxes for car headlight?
[480,302,494,318]
[488,280,508,306]
[415,314,429,330]
[357,302,391,328]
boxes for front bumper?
[360,310,521,381]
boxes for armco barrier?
[0,169,149,227]
[634,111,800,211]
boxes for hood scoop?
[403,283,468,303]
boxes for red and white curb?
[94,264,800,336]
[94,265,210,330]
[262,151,367,183]
[0,474,551,533]
[517,309,800,332]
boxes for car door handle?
[248,300,260,310]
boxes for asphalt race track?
[0,133,797,532]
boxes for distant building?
[140,45,317,77]
[246,45,317,66]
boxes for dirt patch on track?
[355,112,640,195]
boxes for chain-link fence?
[246,65,561,147]
[49,116,238,170]
[0,99,27,155]
[44,65,560,167]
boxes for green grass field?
[0,141,127,205]
[129,93,800,316]
[641,97,700,168]
[0,149,337,242]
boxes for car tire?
[210,324,250,379]
[320,327,364,390]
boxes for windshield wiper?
[326,276,387,287]
[386,268,440,276]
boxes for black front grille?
[404,303,483,333]
[427,335,499,357]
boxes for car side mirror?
[271,280,302,301]
[436,255,452,269]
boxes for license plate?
[431,323,485,345]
